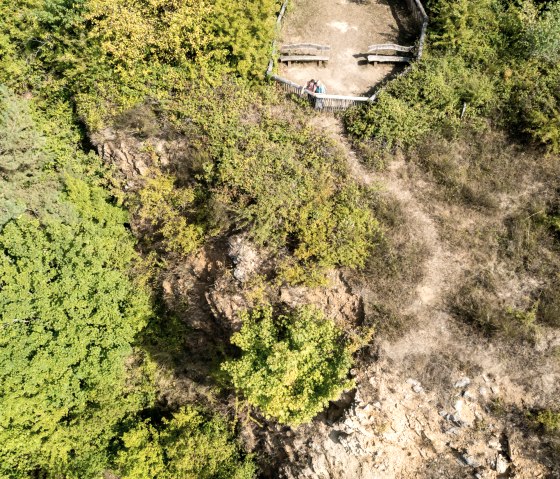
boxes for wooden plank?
[367,54,411,63]
[276,0,288,26]
[279,55,329,63]
[309,92,370,101]
[280,43,331,52]
[367,44,415,53]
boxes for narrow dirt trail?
[312,115,463,362]
[314,115,553,397]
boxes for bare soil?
[279,0,417,95]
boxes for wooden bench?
[279,43,330,66]
[367,54,411,64]
[367,43,414,65]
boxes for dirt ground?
[271,114,560,478]
[279,0,417,95]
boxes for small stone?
[373,401,381,409]
[412,384,424,393]
[439,410,448,417]
[454,399,464,414]
[455,377,471,388]
[462,455,479,467]
[406,378,421,386]
[479,387,488,396]
[495,453,508,474]
[463,390,476,400]
[488,439,501,449]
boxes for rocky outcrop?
[269,365,551,479]
[91,127,192,185]
[279,271,364,326]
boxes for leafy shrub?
[136,173,203,256]
[508,63,560,152]
[345,0,560,153]
[534,410,560,434]
[429,0,504,65]
[526,2,560,62]
[0,87,60,227]
[222,305,353,426]
[0,0,279,129]
[115,406,255,479]
[0,178,153,478]
[344,55,497,150]
[163,83,380,284]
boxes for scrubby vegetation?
[1,0,559,476]
[222,305,353,426]
[0,0,374,476]
[115,406,256,479]
[345,0,560,153]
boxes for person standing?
[315,80,326,109]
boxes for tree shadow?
[377,0,420,44]
[137,237,239,410]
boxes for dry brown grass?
[347,191,430,339]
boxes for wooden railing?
[405,0,429,59]
[267,0,428,110]
[270,74,372,111]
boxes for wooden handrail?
[280,43,331,51]
[367,44,415,53]
[267,0,429,111]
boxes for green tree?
[0,177,153,478]
[222,305,354,426]
[115,406,256,479]
[0,86,58,227]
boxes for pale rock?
[454,377,471,388]
[462,455,479,467]
[228,235,260,283]
[495,453,509,474]
[488,439,501,449]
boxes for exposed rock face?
[91,128,152,181]
[91,127,192,185]
[206,275,251,332]
[279,271,364,326]
[228,234,262,283]
[265,363,551,479]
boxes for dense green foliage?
[0,177,153,477]
[0,0,279,129]
[115,406,256,479]
[345,0,560,153]
[0,85,257,478]
[3,0,558,476]
[136,173,203,255]
[0,86,58,226]
[222,305,353,426]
